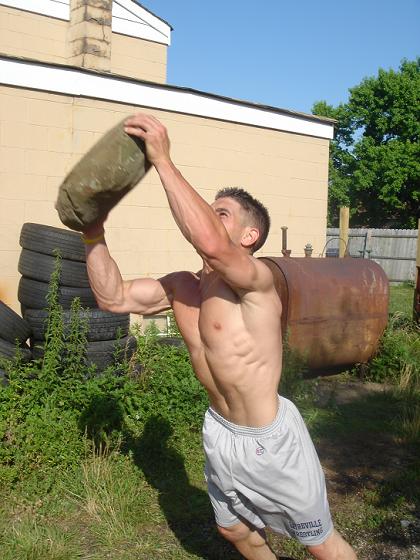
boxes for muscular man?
[83,113,357,560]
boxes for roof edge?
[134,1,174,30]
[0,54,335,138]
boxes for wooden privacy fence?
[326,228,418,283]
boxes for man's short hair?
[215,187,270,252]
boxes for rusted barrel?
[260,257,389,374]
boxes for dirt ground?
[307,380,420,560]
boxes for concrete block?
[24,149,71,177]
[0,223,21,251]
[0,198,25,225]
[23,200,62,226]
[70,52,111,71]
[71,129,96,154]
[72,105,119,132]
[26,125,51,151]
[45,176,62,200]
[28,99,73,128]
[85,5,112,25]
[0,172,47,201]
[0,146,25,174]
[68,21,111,42]
[71,0,112,11]
[48,127,73,153]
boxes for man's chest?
[172,275,242,347]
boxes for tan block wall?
[0,5,68,64]
[0,5,167,80]
[111,33,167,83]
[0,85,328,314]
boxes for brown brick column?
[67,0,112,72]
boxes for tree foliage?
[313,58,420,227]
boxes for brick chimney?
[67,0,112,72]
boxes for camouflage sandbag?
[56,117,150,231]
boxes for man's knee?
[217,522,251,543]
[217,522,267,547]
[307,529,357,560]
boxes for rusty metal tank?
[259,257,389,374]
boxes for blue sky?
[142,0,419,115]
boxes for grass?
[389,282,415,318]
[0,280,418,559]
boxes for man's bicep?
[122,274,174,315]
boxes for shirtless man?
[82,113,357,560]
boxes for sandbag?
[56,118,150,231]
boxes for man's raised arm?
[82,222,173,315]
[123,114,271,293]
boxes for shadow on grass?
[127,415,245,560]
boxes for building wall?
[0,5,68,64]
[0,4,168,81]
[0,84,329,312]
[111,33,167,83]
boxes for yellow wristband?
[82,232,105,245]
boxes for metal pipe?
[281,226,287,250]
[281,226,291,257]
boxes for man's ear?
[241,227,259,249]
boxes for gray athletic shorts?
[203,395,333,546]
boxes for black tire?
[0,337,31,362]
[158,336,185,348]
[85,336,137,370]
[0,301,32,343]
[20,223,86,263]
[33,336,136,370]
[18,249,90,288]
[25,308,130,342]
[0,369,8,387]
[18,277,97,310]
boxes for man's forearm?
[155,159,228,255]
[84,237,125,311]
[123,113,229,256]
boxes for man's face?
[211,197,249,246]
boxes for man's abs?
[171,271,283,427]
[188,336,282,427]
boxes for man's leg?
[307,529,357,560]
[217,521,276,560]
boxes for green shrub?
[0,255,208,490]
[364,314,419,388]
[129,324,208,429]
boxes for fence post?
[339,207,349,257]
[364,229,372,259]
[414,219,420,324]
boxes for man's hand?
[124,114,171,168]
[82,219,106,240]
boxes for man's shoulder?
[160,270,199,290]
[251,255,277,289]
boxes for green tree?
[313,58,420,227]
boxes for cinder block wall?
[0,5,68,64]
[0,3,168,80]
[111,34,167,83]
[0,84,329,312]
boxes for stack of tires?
[18,223,135,372]
[0,301,32,385]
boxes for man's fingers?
[124,113,165,133]
[124,125,146,137]
[124,114,155,128]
